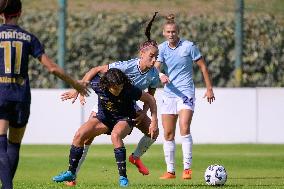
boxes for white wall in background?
[22,88,284,144]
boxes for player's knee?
[180,121,191,131]
[137,125,149,135]
[136,119,152,134]
[73,130,86,145]
[164,132,175,141]
[84,137,94,145]
[111,132,122,143]
[180,126,191,136]
[111,132,119,140]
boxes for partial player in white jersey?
[61,12,159,186]
[155,14,215,180]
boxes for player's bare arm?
[135,87,156,124]
[38,54,89,97]
[195,58,215,104]
[139,91,158,139]
[155,61,170,84]
[60,65,109,104]
[82,65,109,82]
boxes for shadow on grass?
[18,182,284,189]
[135,183,284,188]
[230,176,284,180]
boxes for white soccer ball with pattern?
[204,164,227,185]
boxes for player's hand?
[61,89,79,103]
[134,110,146,125]
[159,73,170,84]
[203,88,215,104]
[73,80,90,97]
[148,119,159,139]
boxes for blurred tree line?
[22,12,284,88]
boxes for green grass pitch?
[11,144,284,189]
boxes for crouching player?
[60,12,159,186]
[53,68,158,187]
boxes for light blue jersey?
[109,58,159,90]
[157,39,202,98]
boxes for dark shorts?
[95,114,135,135]
[0,100,30,128]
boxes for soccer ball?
[204,164,227,186]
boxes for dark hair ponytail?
[139,12,158,51]
[145,12,158,41]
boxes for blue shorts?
[95,113,135,135]
[0,100,30,128]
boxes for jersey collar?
[167,39,182,50]
[137,58,150,75]
[2,24,20,28]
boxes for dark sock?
[68,145,84,174]
[0,135,13,189]
[7,141,21,179]
[114,147,127,178]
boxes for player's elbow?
[88,67,96,74]
[48,65,64,77]
[48,66,58,74]
[147,95,157,109]
[150,95,156,104]
[86,67,98,77]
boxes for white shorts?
[91,104,98,112]
[161,96,195,114]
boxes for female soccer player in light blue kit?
[60,13,159,186]
[155,14,215,180]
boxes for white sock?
[163,140,175,173]
[181,134,193,170]
[133,135,155,158]
[76,144,90,174]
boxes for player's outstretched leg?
[129,153,149,175]
[129,135,155,175]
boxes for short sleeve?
[129,85,142,101]
[109,61,128,72]
[30,35,45,58]
[149,68,160,88]
[189,44,202,61]
[157,44,165,63]
[90,75,101,93]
